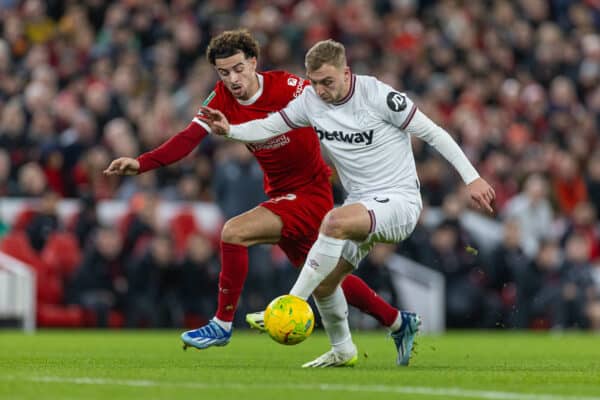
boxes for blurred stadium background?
[0,0,600,334]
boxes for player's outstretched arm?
[103,157,140,176]
[200,105,300,143]
[104,122,208,175]
[404,109,495,213]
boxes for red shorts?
[260,179,333,267]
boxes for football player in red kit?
[104,30,404,359]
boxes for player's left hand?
[198,106,230,136]
[467,177,495,214]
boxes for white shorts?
[341,193,422,268]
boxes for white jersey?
[228,74,479,200]
[281,74,421,198]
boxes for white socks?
[388,311,402,332]
[290,234,345,299]
[290,233,354,355]
[213,317,232,331]
[314,286,356,355]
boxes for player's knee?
[221,219,249,245]
[320,210,347,238]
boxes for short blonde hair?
[305,39,346,72]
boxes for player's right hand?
[198,106,230,136]
[467,177,495,214]
[103,157,140,176]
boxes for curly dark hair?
[206,29,260,65]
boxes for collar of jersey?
[332,74,356,106]
[236,73,264,106]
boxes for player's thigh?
[221,206,283,246]
[314,257,354,299]
[263,190,332,267]
[321,203,372,241]
[341,195,421,267]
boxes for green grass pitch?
[1,330,599,400]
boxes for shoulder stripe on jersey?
[279,110,301,129]
[333,74,356,106]
[400,104,417,130]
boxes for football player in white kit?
[200,39,495,368]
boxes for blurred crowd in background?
[1,0,600,330]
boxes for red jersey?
[138,71,330,197]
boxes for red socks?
[215,242,249,322]
[341,274,399,327]
[215,242,399,328]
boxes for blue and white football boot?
[390,311,421,366]
[181,319,232,350]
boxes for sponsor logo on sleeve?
[287,77,298,86]
[386,92,406,112]
[202,90,216,106]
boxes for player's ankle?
[212,317,233,331]
[332,338,356,356]
[388,310,402,332]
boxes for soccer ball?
[264,294,315,345]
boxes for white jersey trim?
[400,103,417,129]
[333,74,357,106]
[279,110,302,129]
[236,73,264,106]
[191,118,211,133]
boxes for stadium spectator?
[519,240,564,329]
[559,233,597,328]
[0,149,15,196]
[120,192,159,254]
[487,219,531,328]
[560,201,600,261]
[125,234,183,328]
[68,226,125,327]
[585,153,600,218]
[24,189,61,251]
[70,192,100,248]
[179,233,220,326]
[425,220,488,328]
[588,260,600,330]
[551,152,588,216]
[503,174,554,257]
[16,161,47,198]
